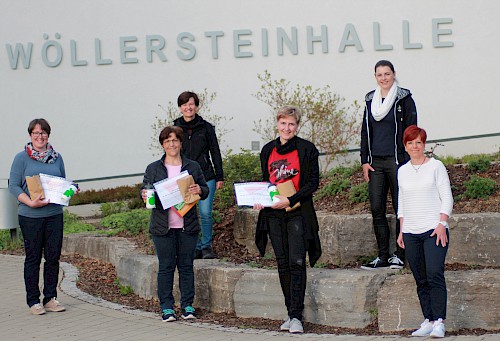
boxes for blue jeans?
[152,229,198,311]
[268,213,307,321]
[403,229,449,321]
[368,156,404,261]
[197,179,216,251]
[18,214,64,307]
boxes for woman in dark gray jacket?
[141,126,208,322]
[173,91,224,259]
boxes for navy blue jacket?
[360,87,417,165]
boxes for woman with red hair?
[397,125,453,338]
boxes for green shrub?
[215,149,261,210]
[212,209,223,224]
[0,229,23,251]
[63,210,96,234]
[462,153,492,164]
[322,163,360,180]
[468,157,491,173]
[114,279,134,296]
[316,164,362,199]
[313,261,327,268]
[127,197,145,210]
[315,178,350,199]
[101,202,129,217]
[462,175,496,199]
[349,182,369,203]
[101,209,151,236]
[435,155,458,167]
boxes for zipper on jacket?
[393,97,402,165]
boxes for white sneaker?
[411,319,433,337]
[430,318,445,338]
[280,316,291,331]
[388,255,404,269]
[289,318,303,334]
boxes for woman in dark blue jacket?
[141,126,208,322]
[360,60,417,270]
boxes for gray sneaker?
[30,303,46,315]
[280,317,291,331]
[43,298,66,312]
[289,318,303,333]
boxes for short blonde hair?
[276,105,301,124]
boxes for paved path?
[1,255,497,341]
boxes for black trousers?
[19,214,64,307]
[403,229,449,320]
[268,213,307,321]
[368,156,405,261]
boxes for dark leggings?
[268,214,307,321]
[368,156,404,261]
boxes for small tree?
[253,70,361,173]
[150,89,233,155]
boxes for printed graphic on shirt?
[270,159,298,181]
[268,148,300,190]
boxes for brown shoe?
[44,298,66,312]
[30,303,46,315]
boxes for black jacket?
[360,87,417,165]
[173,114,224,182]
[254,136,322,267]
[141,154,209,236]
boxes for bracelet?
[439,221,449,228]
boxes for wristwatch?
[439,221,449,228]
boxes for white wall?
[1,0,499,187]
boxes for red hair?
[403,125,427,145]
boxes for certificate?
[153,171,190,209]
[234,182,273,207]
[39,173,74,206]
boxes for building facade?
[2,0,499,185]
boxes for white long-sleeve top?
[397,157,453,234]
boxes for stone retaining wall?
[378,270,500,332]
[62,233,500,331]
[234,210,500,266]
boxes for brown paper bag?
[26,175,45,200]
[176,175,201,204]
[277,180,300,212]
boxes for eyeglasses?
[164,139,180,144]
[31,132,49,138]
